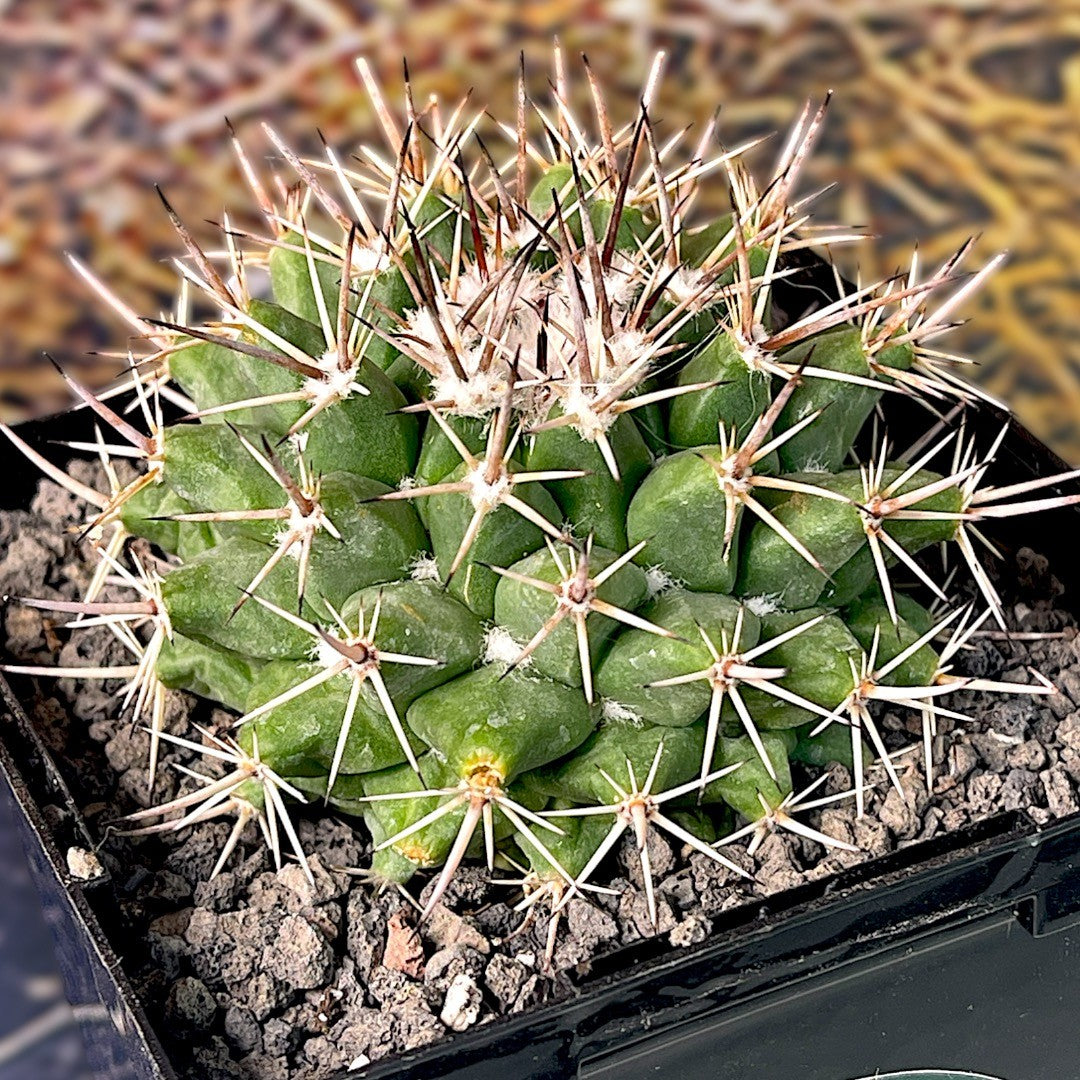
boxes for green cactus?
[5,52,1078,948]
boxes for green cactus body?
[698,732,793,819]
[595,590,755,726]
[736,609,863,730]
[816,544,879,609]
[736,465,962,609]
[340,581,485,705]
[160,537,312,659]
[240,659,421,778]
[155,634,265,713]
[302,367,419,487]
[521,809,616,883]
[405,664,597,781]
[678,216,736,268]
[367,772,456,883]
[844,595,940,687]
[411,413,492,533]
[626,447,742,592]
[161,475,427,628]
[426,463,564,619]
[306,475,428,592]
[773,327,880,472]
[163,423,297,530]
[677,217,771,282]
[337,754,543,885]
[355,757,467,883]
[283,762,453,886]
[529,717,703,805]
[667,330,773,448]
[792,722,872,772]
[269,230,415,339]
[253,298,420,483]
[588,198,651,254]
[525,413,652,552]
[629,381,669,456]
[414,414,490,490]
[269,234,341,326]
[665,807,723,843]
[120,481,214,556]
[24,59,1070,926]
[532,717,790,824]
[493,543,648,687]
[771,332,917,473]
[168,329,304,436]
[528,164,649,253]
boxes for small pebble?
[439,973,482,1032]
[165,977,217,1033]
[383,909,424,979]
[263,915,334,992]
[66,846,104,881]
[1041,765,1080,817]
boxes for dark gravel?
[4,471,1080,1079]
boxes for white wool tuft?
[744,594,784,617]
[315,636,345,669]
[483,626,530,666]
[644,566,678,597]
[556,381,609,442]
[662,265,710,311]
[601,698,645,726]
[273,527,302,560]
[349,236,389,276]
[409,554,441,582]
[432,366,507,419]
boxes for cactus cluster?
[6,52,1079,953]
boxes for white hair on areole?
[483,626,530,666]
[644,566,679,597]
[744,594,784,617]
[409,554,441,582]
[601,698,645,726]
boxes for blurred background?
[0,3,1077,1074]
[3,2,1080,458]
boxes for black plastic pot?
[2,260,1079,1079]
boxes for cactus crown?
[6,49,1078,952]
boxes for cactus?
[5,50,1080,961]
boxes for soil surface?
[4,468,1080,1080]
